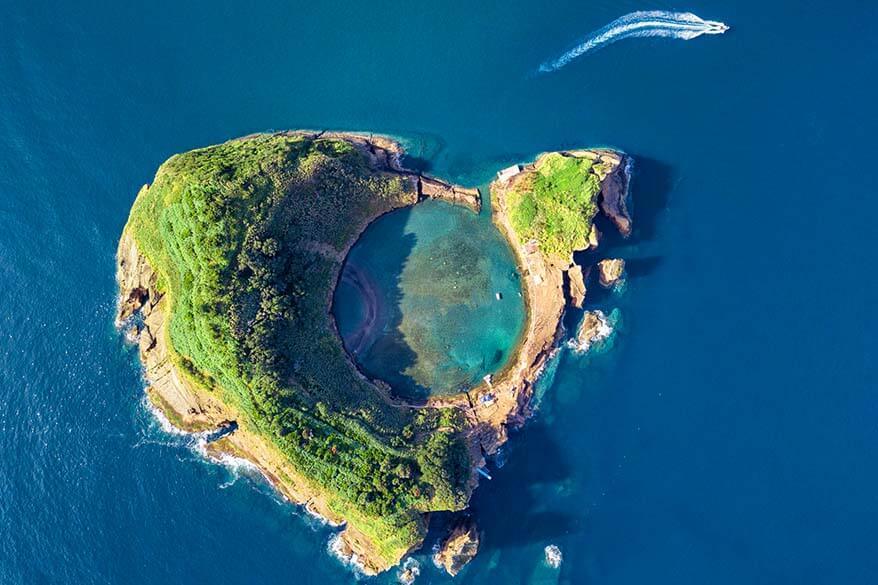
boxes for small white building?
[497,164,522,183]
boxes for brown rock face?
[118,286,149,321]
[597,153,632,237]
[116,231,220,432]
[566,264,588,308]
[574,310,611,352]
[433,518,480,577]
[597,258,625,288]
[115,228,158,325]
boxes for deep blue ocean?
[2,1,877,583]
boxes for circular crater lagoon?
[332,199,526,400]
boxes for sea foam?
[327,533,368,577]
[544,544,563,568]
[397,558,421,584]
[539,11,728,72]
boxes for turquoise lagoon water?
[2,1,877,584]
[333,200,526,399]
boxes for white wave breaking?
[567,311,613,354]
[397,558,421,584]
[140,395,190,438]
[304,501,345,528]
[138,395,348,532]
[327,533,368,577]
[539,11,728,73]
[544,544,563,568]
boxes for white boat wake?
[539,11,728,73]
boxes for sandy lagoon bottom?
[332,199,526,400]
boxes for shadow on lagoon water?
[335,154,672,402]
[333,200,527,401]
[334,207,426,398]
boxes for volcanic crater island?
[116,131,631,575]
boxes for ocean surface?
[1,1,876,583]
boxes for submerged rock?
[544,544,563,569]
[433,517,480,576]
[597,258,625,288]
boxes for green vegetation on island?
[506,152,603,261]
[124,134,471,565]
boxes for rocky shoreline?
[117,229,355,519]
[426,149,632,575]
[117,132,631,576]
[441,149,632,455]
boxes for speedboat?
[704,20,730,34]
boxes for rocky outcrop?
[566,263,588,308]
[544,545,563,569]
[116,230,220,433]
[596,152,632,237]
[419,176,481,213]
[433,518,480,577]
[573,310,612,352]
[115,229,157,324]
[397,559,421,584]
[597,258,625,287]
